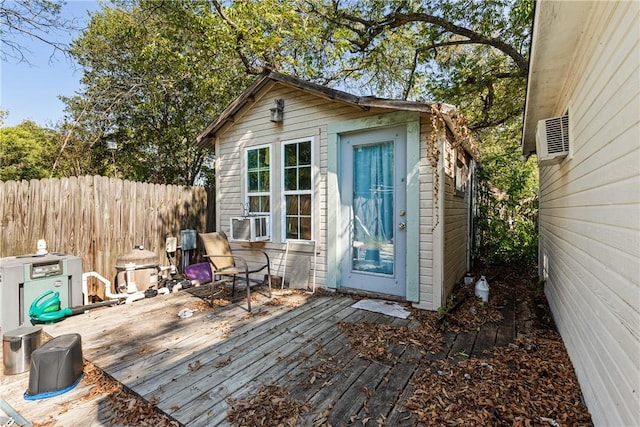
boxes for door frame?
[339,126,407,297]
[327,111,421,302]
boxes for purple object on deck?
[184,262,212,282]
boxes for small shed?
[522,1,639,425]
[197,70,478,310]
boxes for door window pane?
[352,141,394,275]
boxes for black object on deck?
[25,333,83,400]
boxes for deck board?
[174,299,357,425]
[192,309,375,426]
[448,331,477,362]
[472,324,498,357]
[354,344,424,425]
[1,283,523,426]
[128,297,334,396]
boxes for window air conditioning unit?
[230,216,270,242]
[536,114,569,165]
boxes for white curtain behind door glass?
[353,141,394,246]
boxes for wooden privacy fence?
[0,176,210,298]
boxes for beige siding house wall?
[417,119,437,308]
[215,83,377,286]
[522,2,640,425]
[198,72,477,310]
[442,141,472,298]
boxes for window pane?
[249,196,260,212]
[285,168,297,191]
[299,194,311,215]
[282,140,313,241]
[258,147,269,168]
[248,171,259,191]
[285,144,297,167]
[299,141,311,165]
[248,150,258,169]
[299,166,311,190]
[260,196,270,212]
[248,196,270,213]
[300,217,311,240]
[286,217,299,239]
[286,195,299,215]
[259,170,270,192]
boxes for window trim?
[281,136,315,241]
[454,149,468,195]
[244,143,272,217]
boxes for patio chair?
[199,231,272,312]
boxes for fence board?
[0,176,210,299]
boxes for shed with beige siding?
[197,71,477,310]
[522,1,640,425]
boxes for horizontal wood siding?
[537,2,639,426]
[216,83,392,289]
[0,176,207,299]
[442,141,469,298]
[416,118,436,308]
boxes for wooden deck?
[0,284,520,426]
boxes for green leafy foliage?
[63,1,250,185]
[0,121,59,181]
[52,0,538,264]
[475,121,538,265]
[298,0,537,265]
[301,0,532,120]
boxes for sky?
[1,1,102,128]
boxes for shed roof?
[521,1,595,155]
[196,70,478,159]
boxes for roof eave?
[196,70,440,148]
[195,70,478,159]
[521,1,595,155]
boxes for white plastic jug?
[475,275,489,302]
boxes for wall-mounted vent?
[536,114,569,165]
[230,216,270,242]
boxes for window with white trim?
[246,144,271,214]
[282,138,313,240]
[455,150,468,193]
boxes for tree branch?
[404,48,420,100]
[333,9,529,75]
[210,0,264,75]
[1,0,76,63]
[469,114,515,131]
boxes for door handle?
[398,222,406,230]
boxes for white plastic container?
[475,275,489,302]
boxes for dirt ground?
[50,265,592,427]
